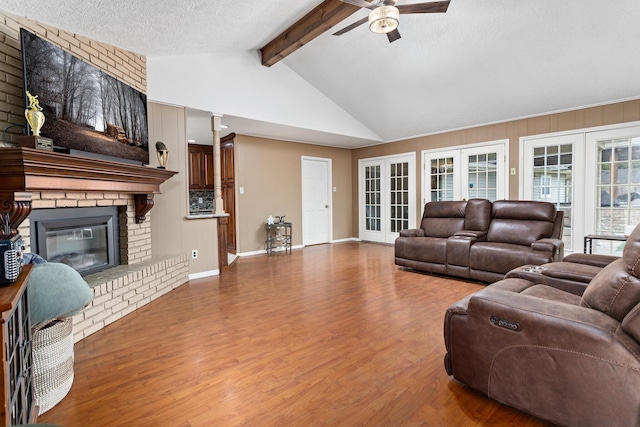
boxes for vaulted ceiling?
[3,0,640,148]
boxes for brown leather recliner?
[395,199,564,282]
[443,226,640,427]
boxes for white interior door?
[302,157,332,246]
[359,153,416,243]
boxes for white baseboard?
[331,237,360,243]
[189,269,220,280]
[238,244,304,258]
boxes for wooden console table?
[583,234,627,254]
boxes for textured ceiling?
[3,0,640,147]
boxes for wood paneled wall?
[350,100,640,234]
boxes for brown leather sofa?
[394,199,564,282]
[443,225,640,427]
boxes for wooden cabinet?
[188,144,214,190]
[0,264,36,425]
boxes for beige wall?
[351,100,640,234]
[149,102,219,274]
[235,135,352,253]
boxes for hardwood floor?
[40,242,552,426]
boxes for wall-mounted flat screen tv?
[20,28,149,165]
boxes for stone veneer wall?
[0,11,146,146]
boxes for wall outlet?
[198,197,203,204]
[191,249,198,259]
[510,167,517,175]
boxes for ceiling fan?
[333,0,451,43]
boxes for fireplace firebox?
[29,207,120,275]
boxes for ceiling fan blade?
[332,16,370,36]
[397,0,450,14]
[387,29,401,43]
[338,0,377,10]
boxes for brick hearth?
[18,191,189,341]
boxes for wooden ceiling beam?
[260,0,361,67]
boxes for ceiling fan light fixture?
[368,5,399,34]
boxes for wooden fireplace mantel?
[0,148,177,236]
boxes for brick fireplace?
[2,148,189,342]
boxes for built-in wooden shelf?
[0,147,177,236]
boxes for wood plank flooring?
[40,242,552,426]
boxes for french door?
[521,134,582,253]
[422,141,508,204]
[521,123,640,255]
[359,153,416,243]
[586,126,640,255]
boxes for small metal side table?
[583,234,627,254]
[265,222,292,255]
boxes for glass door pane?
[523,135,577,252]
[595,136,640,255]
[466,152,498,200]
[389,161,410,233]
[424,149,460,203]
[364,164,381,232]
[532,143,573,251]
[430,157,455,201]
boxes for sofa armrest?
[445,283,640,427]
[563,252,619,268]
[467,285,617,331]
[453,230,486,240]
[531,238,564,260]
[399,228,425,237]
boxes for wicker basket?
[32,317,74,415]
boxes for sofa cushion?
[395,237,447,264]
[464,198,492,233]
[486,200,556,245]
[469,243,533,274]
[520,284,582,305]
[421,201,466,238]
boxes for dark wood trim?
[0,192,32,238]
[0,148,177,234]
[0,148,176,193]
[217,215,229,273]
[134,194,155,224]
[260,0,360,67]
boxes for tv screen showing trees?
[20,28,149,165]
